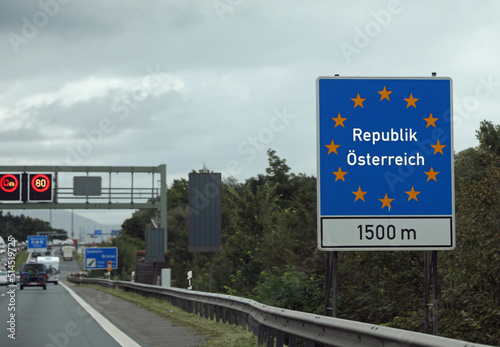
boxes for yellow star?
[423,113,438,128]
[352,186,367,201]
[405,186,421,201]
[351,93,366,108]
[332,167,347,182]
[424,167,439,182]
[377,86,392,101]
[404,93,419,108]
[431,140,446,155]
[332,113,347,128]
[379,194,394,210]
[325,140,340,155]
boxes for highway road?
[0,249,143,347]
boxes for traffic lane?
[0,283,122,346]
[58,255,82,278]
[69,283,207,347]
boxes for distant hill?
[5,210,122,244]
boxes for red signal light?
[0,174,19,193]
[0,174,21,201]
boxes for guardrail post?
[247,315,257,335]
[222,307,227,323]
[240,311,246,330]
[288,335,297,347]
[258,325,265,345]
[276,330,284,347]
[209,304,214,320]
[266,326,275,347]
[216,305,221,322]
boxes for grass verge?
[74,249,84,271]
[82,284,259,347]
[15,250,27,270]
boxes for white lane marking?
[60,281,141,347]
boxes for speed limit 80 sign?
[29,173,52,201]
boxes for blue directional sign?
[94,230,102,236]
[317,77,454,251]
[28,235,47,252]
[84,247,118,269]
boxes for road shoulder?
[65,281,206,347]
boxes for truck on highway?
[62,246,74,261]
[36,256,60,285]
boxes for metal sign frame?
[0,165,168,251]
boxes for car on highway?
[0,271,9,286]
[20,263,47,290]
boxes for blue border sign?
[84,247,118,269]
[317,77,454,251]
[28,235,47,252]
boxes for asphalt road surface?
[0,249,205,347]
[0,276,130,346]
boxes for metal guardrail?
[67,277,493,347]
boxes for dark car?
[20,263,47,290]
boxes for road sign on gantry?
[0,174,21,201]
[28,173,53,201]
[316,77,454,251]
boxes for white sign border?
[316,76,455,251]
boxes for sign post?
[317,76,454,251]
[316,76,454,329]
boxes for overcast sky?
[1,0,499,226]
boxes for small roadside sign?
[84,247,118,269]
[28,235,47,253]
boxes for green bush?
[252,266,324,314]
